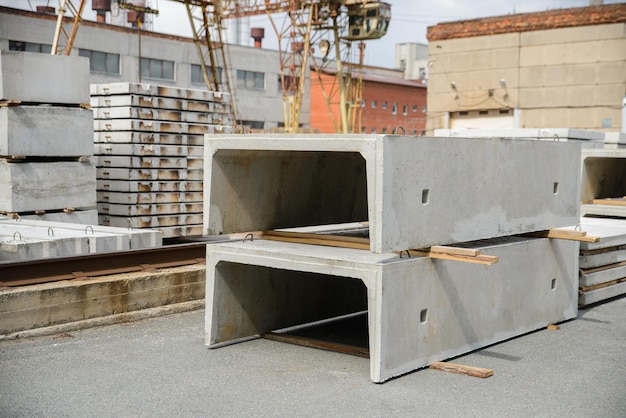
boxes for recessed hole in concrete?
[551,278,557,290]
[421,189,429,205]
[420,308,428,323]
[553,182,559,194]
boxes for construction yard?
[0,297,624,417]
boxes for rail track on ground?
[0,243,207,288]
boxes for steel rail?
[0,243,207,288]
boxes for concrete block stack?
[91,82,233,238]
[202,134,582,383]
[0,51,97,223]
[562,217,626,306]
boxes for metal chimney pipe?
[251,27,265,48]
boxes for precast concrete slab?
[204,237,579,383]
[97,202,203,217]
[94,132,202,146]
[0,161,96,212]
[93,119,231,135]
[97,179,202,193]
[20,209,98,225]
[0,218,162,249]
[98,217,202,238]
[580,148,626,217]
[102,214,203,229]
[203,134,581,253]
[604,132,626,145]
[0,51,89,104]
[97,168,199,181]
[95,144,189,157]
[97,156,188,169]
[90,82,229,103]
[90,94,227,113]
[562,217,626,305]
[0,106,93,157]
[435,128,605,147]
[99,191,203,205]
[0,232,89,261]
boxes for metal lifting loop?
[243,233,254,242]
[85,225,95,235]
[399,249,411,259]
[48,227,54,237]
[13,231,22,241]
[127,218,133,231]
[394,126,406,135]
[14,214,21,222]
[575,224,582,231]
[553,133,560,141]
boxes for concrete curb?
[0,299,205,341]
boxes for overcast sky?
[3,0,624,67]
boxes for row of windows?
[365,100,426,115]
[10,41,267,90]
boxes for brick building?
[426,3,626,133]
[310,68,427,134]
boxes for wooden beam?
[526,229,600,243]
[429,361,493,378]
[261,230,370,250]
[406,249,498,265]
[263,332,370,358]
[591,197,626,206]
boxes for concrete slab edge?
[0,299,204,342]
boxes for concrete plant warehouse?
[0,1,625,416]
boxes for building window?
[361,100,366,108]
[382,127,387,134]
[371,128,376,133]
[391,103,397,115]
[191,64,222,85]
[9,40,51,53]
[499,109,510,114]
[403,104,408,115]
[277,75,298,92]
[140,57,175,80]
[237,70,264,89]
[361,126,366,133]
[422,105,427,113]
[79,49,120,75]
[413,104,418,112]
[371,100,377,109]
[382,102,388,110]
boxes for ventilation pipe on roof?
[251,28,265,48]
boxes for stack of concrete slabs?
[0,51,96,216]
[580,148,626,217]
[0,218,162,250]
[204,134,581,253]
[92,82,233,237]
[434,128,605,148]
[563,217,626,306]
[204,236,579,383]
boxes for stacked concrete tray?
[202,134,582,383]
[91,82,233,238]
[580,147,626,217]
[0,51,97,223]
[562,217,626,306]
[0,218,162,261]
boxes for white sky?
[2,0,625,67]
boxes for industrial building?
[426,3,626,133]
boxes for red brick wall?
[310,71,427,134]
[428,4,626,41]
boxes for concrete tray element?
[203,134,581,253]
[204,237,579,383]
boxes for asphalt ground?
[1,296,625,418]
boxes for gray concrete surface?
[204,134,581,253]
[205,237,579,383]
[0,51,90,104]
[0,297,624,417]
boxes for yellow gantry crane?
[51,0,391,133]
